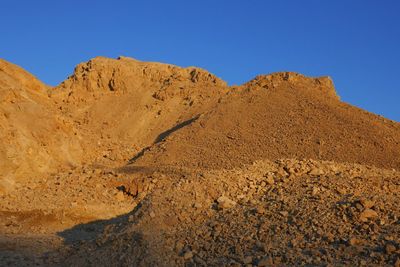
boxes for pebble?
[183,251,193,260]
[243,256,253,264]
[175,241,185,253]
[349,238,363,246]
[217,196,237,209]
[359,209,378,222]
[193,255,206,265]
[279,211,288,217]
[385,244,396,254]
[312,187,319,195]
[115,191,125,201]
[360,199,375,209]
[194,202,202,209]
[336,187,347,195]
[257,256,272,266]
[266,175,274,185]
[256,206,266,215]
[309,168,324,176]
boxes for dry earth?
[0,57,399,266]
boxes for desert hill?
[0,57,399,266]
[0,56,229,194]
[133,72,400,170]
[49,56,229,166]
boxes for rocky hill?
[0,57,399,266]
[133,72,400,170]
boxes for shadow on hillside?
[57,202,144,245]
[154,115,199,143]
[127,115,200,164]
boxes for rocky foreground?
[1,159,399,266]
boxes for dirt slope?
[133,72,400,170]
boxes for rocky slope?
[58,159,400,266]
[50,56,229,167]
[0,59,81,194]
[132,72,400,170]
[0,57,399,266]
[0,56,229,195]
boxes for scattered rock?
[385,244,396,254]
[194,202,202,209]
[359,209,378,222]
[183,250,194,260]
[256,206,266,214]
[360,199,375,209]
[312,186,320,195]
[243,256,253,264]
[115,191,125,201]
[257,256,273,266]
[279,211,288,217]
[349,238,364,246]
[217,196,237,209]
[265,175,275,185]
[175,241,185,253]
[309,168,324,176]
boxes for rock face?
[58,56,226,94]
[0,59,82,194]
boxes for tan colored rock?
[115,191,125,201]
[359,209,378,222]
[217,196,237,209]
[394,258,400,267]
[309,168,324,176]
[243,256,253,264]
[385,244,396,254]
[183,251,193,260]
[256,206,266,214]
[360,199,375,209]
[349,238,365,246]
[257,256,273,266]
[265,175,275,185]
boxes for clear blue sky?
[1,0,399,121]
